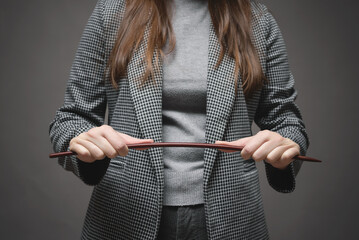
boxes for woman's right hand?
[69,125,154,163]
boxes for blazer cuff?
[76,156,111,186]
[265,160,296,193]
[64,143,111,186]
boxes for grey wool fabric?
[48,0,309,239]
[161,0,210,206]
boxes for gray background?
[0,0,358,239]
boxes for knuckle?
[77,133,86,139]
[96,154,106,160]
[92,150,105,160]
[240,148,249,158]
[76,149,92,162]
[283,137,291,144]
[87,128,98,138]
[259,131,271,140]
[281,152,292,161]
[284,138,295,146]
[252,152,263,161]
[243,146,253,155]
[277,134,285,142]
[69,138,76,147]
[292,145,300,154]
[81,150,92,159]
[261,129,271,136]
[118,146,129,156]
[270,161,281,168]
[81,150,91,158]
[108,149,118,159]
[116,142,127,152]
[266,155,276,163]
[101,124,112,132]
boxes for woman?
[49,0,309,239]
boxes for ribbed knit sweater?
[161,0,210,206]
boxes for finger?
[265,145,292,165]
[216,137,252,147]
[214,141,236,153]
[132,141,155,150]
[101,129,129,156]
[70,143,94,163]
[215,137,252,153]
[251,139,284,162]
[84,132,120,159]
[280,147,299,164]
[240,134,269,160]
[117,132,154,151]
[267,146,298,169]
[118,132,154,144]
[233,136,253,146]
[76,138,106,161]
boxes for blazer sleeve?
[48,0,111,186]
[253,6,310,193]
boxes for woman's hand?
[69,125,154,163]
[215,130,300,170]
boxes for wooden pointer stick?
[49,142,321,163]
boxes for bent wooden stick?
[49,142,321,163]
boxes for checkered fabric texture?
[48,0,309,239]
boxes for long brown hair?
[107,0,266,99]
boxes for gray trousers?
[157,204,209,240]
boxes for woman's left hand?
[215,130,300,170]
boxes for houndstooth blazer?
[49,0,309,239]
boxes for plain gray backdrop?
[1,0,358,239]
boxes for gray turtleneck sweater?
[162,0,210,206]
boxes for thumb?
[117,132,154,150]
[232,136,253,147]
[215,136,252,147]
[117,132,154,144]
[214,140,237,153]
[215,136,253,152]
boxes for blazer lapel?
[203,21,238,185]
[127,19,241,188]
[127,22,164,188]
